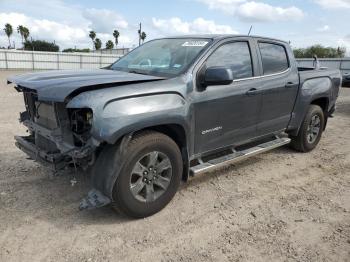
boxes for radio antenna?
[248,25,253,36]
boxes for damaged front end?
[15,88,100,173]
[7,69,169,212]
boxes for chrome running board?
[190,137,291,175]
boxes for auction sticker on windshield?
[182,41,208,47]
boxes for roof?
[163,34,288,44]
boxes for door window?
[206,41,253,80]
[259,42,289,75]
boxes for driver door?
[193,40,262,154]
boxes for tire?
[111,131,183,218]
[290,105,325,152]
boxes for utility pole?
[138,22,141,46]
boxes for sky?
[0,0,349,53]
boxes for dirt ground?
[0,70,349,262]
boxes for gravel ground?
[0,70,349,262]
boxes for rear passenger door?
[255,41,299,135]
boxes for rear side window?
[206,41,253,80]
[259,42,289,75]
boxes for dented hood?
[7,69,165,102]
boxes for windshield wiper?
[127,70,150,75]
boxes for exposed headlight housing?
[70,108,93,135]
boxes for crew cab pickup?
[8,35,341,218]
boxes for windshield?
[110,38,211,77]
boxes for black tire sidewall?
[113,133,182,218]
[301,105,325,152]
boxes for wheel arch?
[91,123,190,199]
[310,97,329,130]
[310,97,329,113]
[288,95,330,136]
[142,124,190,181]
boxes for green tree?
[94,38,102,50]
[22,27,30,42]
[17,25,26,48]
[24,40,59,52]
[89,31,96,50]
[337,47,346,58]
[62,48,90,53]
[140,32,146,44]
[4,23,13,48]
[293,44,346,58]
[105,40,114,50]
[293,48,304,59]
[113,30,120,48]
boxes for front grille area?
[23,91,58,130]
[23,92,58,130]
[22,91,61,152]
[34,101,58,130]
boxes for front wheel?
[112,131,183,218]
[290,105,325,152]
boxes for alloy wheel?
[306,114,321,144]
[129,151,172,202]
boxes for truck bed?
[298,67,341,87]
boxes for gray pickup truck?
[8,35,341,218]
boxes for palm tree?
[4,23,13,48]
[94,38,102,50]
[140,32,147,44]
[106,40,114,50]
[113,30,120,48]
[17,25,26,49]
[89,31,96,50]
[23,27,30,42]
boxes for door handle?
[246,88,259,96]
[285,82,296,88]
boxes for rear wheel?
[290,105,325,152]
[112,131,183,218]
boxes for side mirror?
[204,66,234,86]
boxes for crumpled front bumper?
[15,133,112,211]
[15,119,94,172]
[15,135,67,171]
[16,134,112,210]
